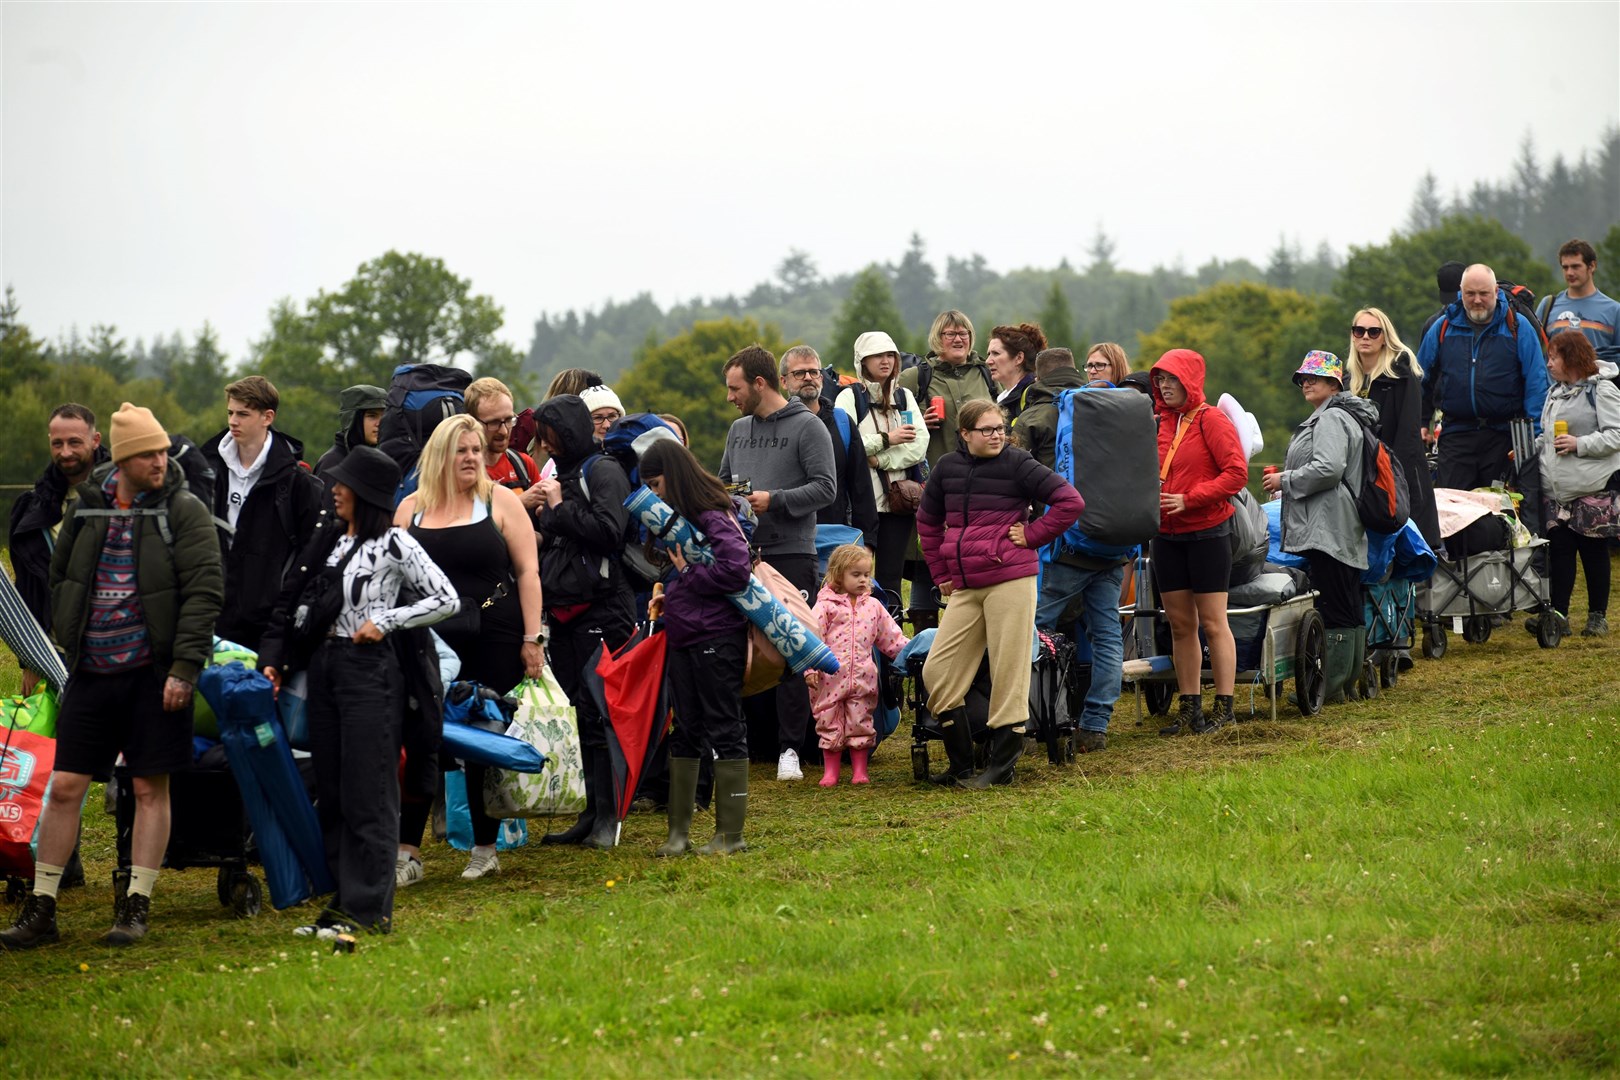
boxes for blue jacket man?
[1418,264,1548,490]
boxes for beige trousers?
[921,576,1038,730]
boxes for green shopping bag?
[482,668,585,818]
[0,686,58,739]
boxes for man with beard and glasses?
[780,346,877,552]
[719,346,836,781]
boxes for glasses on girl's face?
[1084,362,1110,372]
[970,425,1007,437]
[1351,325,1384,339]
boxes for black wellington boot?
[961,724,1025,789]
[581,752,621,850]
[542,742,598,846]
[928,707,976,785]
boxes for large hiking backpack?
[1326,400,1410,534]
[598,413,680,485]
[377,363,471,504]
[1044,387,1159,563]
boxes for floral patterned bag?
[482,668,586,818]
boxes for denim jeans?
[1035,561,1125,733]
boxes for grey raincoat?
[1279,391,1373,571]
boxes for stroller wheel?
[910,743,931,782]
[229,873,262,918]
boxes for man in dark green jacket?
[1,404,223,951]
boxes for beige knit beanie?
[110,402,170,463]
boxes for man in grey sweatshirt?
[719,346,836,780]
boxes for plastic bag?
[483,668,585,818]
[444,769,527,851]
[0,686,59,739]
[0,724,54,877]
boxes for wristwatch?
[523,632,546,645]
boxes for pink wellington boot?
[850,747,870,785]
[819,749,842,787]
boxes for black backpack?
[377,363,471,502]
[1326,400,1410,534]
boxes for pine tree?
[0,285,50,382]
[827,265,909,378]
[1038,280,1076,351]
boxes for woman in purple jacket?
[917,400,1084,788]
[639,440,755,856]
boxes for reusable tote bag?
[483,667,586,818]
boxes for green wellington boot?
[698,759,749,855]
[656,758,700,857]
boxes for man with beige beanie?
[1,403,223,950]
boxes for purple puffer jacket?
[662,507,752,648]
[917,446,1083,590]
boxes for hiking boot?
[104,893,150,946]
[1161,694,1202,736]
[460,847,499,880]
[698,759,749,855]
[1583,613,1609,637]
[776,749,803,782]
[0,894,59,950]
[1524,610,1570,639]
[395,852,424,888]
[1193,694,1233,734]
[929,707,976,785]
[1074,729,1107,754]
[961,725,1025,789]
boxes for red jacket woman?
[1151,348,1248,534]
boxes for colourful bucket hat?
[1292,350,1345,387]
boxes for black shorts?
[1151,533,1232,595]
[53,666,193,778]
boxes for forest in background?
[1,130,1615,501]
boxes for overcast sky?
[4,1,1616,364]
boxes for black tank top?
[410,505,524,688]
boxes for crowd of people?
[3,239,1618,949]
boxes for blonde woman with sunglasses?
[1348,308,1440,551]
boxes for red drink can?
[930,396,946,420]
[1262,466,1279,477]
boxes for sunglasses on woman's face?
[1351,325,1384,339]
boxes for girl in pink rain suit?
[808,545,909,785]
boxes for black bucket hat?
[326,445,400,511]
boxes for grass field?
[0,565,1617,1077]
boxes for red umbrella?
[584,625,671,821]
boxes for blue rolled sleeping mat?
[197,663,335,909]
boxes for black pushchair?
[905,629,1076,780]
[112,751,265,918]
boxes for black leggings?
[874,512,913,602]
[1304,550,1364,629]
[1547,525,1611,617]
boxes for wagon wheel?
[1358,656,1379,700]
[1143,681,1174,717]
[1378,651,1400,689]
[1537,614,1563,649]
[1293,609,1326,716]
[1421,625,1448,660]
[1462,615,1493,644]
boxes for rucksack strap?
[1159,404,1208,481]
[505,449,533,489]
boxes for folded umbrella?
[583,624,670,821]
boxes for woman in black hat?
[260,446,459,938]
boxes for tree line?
[1,130,1614,512]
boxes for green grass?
[1,564,1617,1076]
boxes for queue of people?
[5,235,1619,949]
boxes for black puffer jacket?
[8,448,111,632]
[202,430,326,650]
[533,395,634,610]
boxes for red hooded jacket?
[1149,349,1248,535]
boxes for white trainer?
[777,748,803,781]
[396,852,424,888]
[461,847,500,880]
